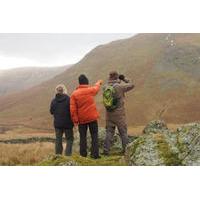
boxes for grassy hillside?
[0,66,70,96]
[0,33,200,130]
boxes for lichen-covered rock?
[125,132,181,166]
[176,123,200,166]
[125,121,200,166]
[143,120,169,134]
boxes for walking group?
[50,71,134,159]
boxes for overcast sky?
[0,33,134,70]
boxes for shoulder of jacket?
[65,94,70,98]
[71,90,78,96]
[65,95,70,101]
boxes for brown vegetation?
[0,142,53,165]
[0,33,200,130]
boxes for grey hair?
[55,84,68,94]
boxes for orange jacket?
[70,81,101,125]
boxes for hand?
[119,74,125,81]
[98,80,103,85]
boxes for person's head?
[79,74,89,85]
[55,84,67,95]
[109,71,119,80]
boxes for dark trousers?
[78,120,99,158]
[55,128,74,156]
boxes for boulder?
[125,132,181,166]
[143,120,169,134]
[176,123,200,166]
[125,121,200,166]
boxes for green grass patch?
[39,153,125,166]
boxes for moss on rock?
[176,123,200,165]
[125,121,200,166]
[153,133,181,165]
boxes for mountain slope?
[0,66,70,96]
[1,33,200,130]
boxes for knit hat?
[79,74,89,85]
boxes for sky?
[0,33,134,70]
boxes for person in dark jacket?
[50,84,74,156]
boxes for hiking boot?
[102,151,109,156]
[90,155,101,159]
[120,149,126,155]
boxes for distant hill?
[0,33,200,130]
[0,66,70,96]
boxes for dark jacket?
[50,94,74,129]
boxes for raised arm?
[70,94,79,124]
[121,78,134,93]
[88,80,103,96]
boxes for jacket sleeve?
[121,79,134,93]
[70,94,79,124]
[50,100,55,115]
[88,81,101,96]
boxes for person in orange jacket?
[70,74,103,159]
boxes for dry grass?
[0,123,182,166]
[0,142,54,165]
[167,124,183,131]
[128,126,145,136]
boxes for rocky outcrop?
[125,120,200,166]
[176,123,200,165]
[143,120,169,134]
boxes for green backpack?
[103,85,118,111]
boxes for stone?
[143,120,169,134]
[125,121,200,166]
[176,123,200,166]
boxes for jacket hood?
[55,94,67,102]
